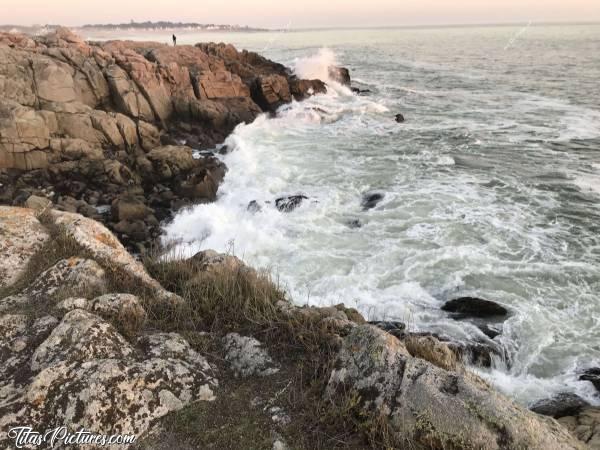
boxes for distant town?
[0,21,270,35]
[82,21,269,31]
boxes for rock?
[369,320,407,339]
[111,195,151,222]
[24,195,51,211]
[580,368,600,392]
[54,297,89,312]
[351,87,371,95]
[288,78,327,100]
[190,250,246,275]
[347,218,362,229]
[558,407,600,449]
[0,207,50,289]
[90,293,147,336]
[478,323,502,339]
[275,195,308,212]
[251,74,292,112]
[326,325,584,449]
[442,297,509,318]
[530,393,591,419]
[222,333,279,377]
[1,257,106,312]
[395,113,405,123]
[446,340,505,368]
[30,309,134,371]
[50,210,182,307]
[247,200,262,213]
[328,66,351,86]
[361,192,384,210]
[404,334,458,371]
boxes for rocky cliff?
[0,206,594,449]
[0,28,326,252]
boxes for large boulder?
[0,314,218,446]
[251,74,292,112]
[326,325,584,449]
[0,207,50,289]
[530,393,591,419]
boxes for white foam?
[163,43,600,406]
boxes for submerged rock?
[275,195,308,212]
[247,200,262,213]
[442,297,509,318]
[361,192,384,210]
[530,393,591,419]
[351,87,371,95]
[347,218,362,229]
[580,368,600,392]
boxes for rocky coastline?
[0,28,326,252]
[1,29,599,449]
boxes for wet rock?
[347,218,362,229]
[288,78,327,100]
[328,66,351,86]
[361,192,384,210]
[580,368,600,392]
[222,333,279,378]
[275,195,308,212]
[442,297,509,318]
[445,340,505,368]
[251,74,292,112]
[478,323,502,339]
[247,200,262,213]
[326,325,584,449]
[395,113,405,123]
[351,87,371,95]
[530,393,591,419]
[369,320,406,339]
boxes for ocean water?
[90,25,600,406]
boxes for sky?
[3,0,600,28]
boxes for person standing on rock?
[172,34,177,46]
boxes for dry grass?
[2,211,413,449]
[142,251,411,450]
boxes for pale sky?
[4,0,600,28]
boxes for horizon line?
[1,19,600,31]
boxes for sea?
[85,24,600,407]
